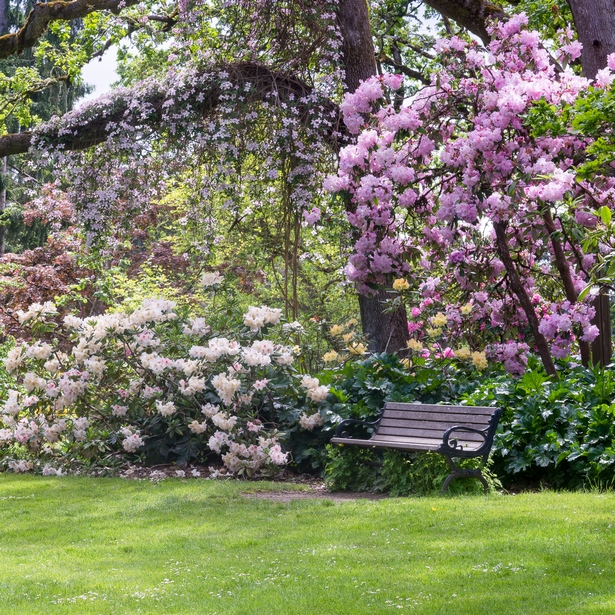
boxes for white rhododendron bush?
[0,299,329,475]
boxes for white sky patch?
[77,46,119,104]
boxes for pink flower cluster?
[325,15,615,371]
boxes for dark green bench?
[331,402,502,493]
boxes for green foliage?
[464,364,615,489]
[325,445,500,496]
[324,444,380,492]
[506,0,573,38]
[321,353,615,492]
[324,352,492,423]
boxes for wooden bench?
[331,402,502,493]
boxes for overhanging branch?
[0,62,344,158]
[422,0,507,45]
[0,0,141,60]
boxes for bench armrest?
[334,417,380,439]
[439,407,501,462]
[439,425,490,460]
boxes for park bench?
[331,402,502,493]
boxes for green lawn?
[0,476,613,614]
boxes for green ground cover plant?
[1,475,614,615]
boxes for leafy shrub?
[464,362,615,489]
[0,298,330,475]
[325,446,499,496]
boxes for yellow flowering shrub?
[471,351,488,370]
[460,303,473,315]
[348,342,367,355]
[430,312,448,327]
[322,350,340,363]
[392,278,410,291]
[406,339,423,352]
[330,324,344,336]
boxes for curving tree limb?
[0,0,141,59]
[422,0,507,44]
[0,62,344,158]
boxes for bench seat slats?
[372,434,480,449]
[331,402,502,493]
[384,402,494,416]
[378,417,488,433]
[380,409,491,425]
[376,425,485,442]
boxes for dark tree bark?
[422,0,507,45]
[591,293,612,366]
[567,0,615,80]
[337,0,377,91]
[568,0,614,366]
[0,0,141,59]
[494,221,559,377]
[337,0,410,354]
[0,0,9,35]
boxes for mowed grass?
[0,476,613,615]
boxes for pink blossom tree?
[2,1,615,360]
[325,14,615,376]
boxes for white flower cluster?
[211,411,238,431]
[42,464,63,476]
[24,342,54,361]
[2,390,21,416]
[4,347,24,373]
[178,376,206,395]
[0,298,329,475]
[156,400,176,417]
[299,412,326,431]
[120,427,145,453]
[15,301,58,325]
[211,373,242,406]
[300,375,330,403]
[243,306,283,330]
[183,317,210,336]
[188,420,208,434]
[282,321,305,333]
[8,460,33,473]
[189,337,241,362]
[201,271,224,288]
[129,299,177,326]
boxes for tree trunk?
[0,157,5,257]
[337,0,377,91]
[422,0,507,45]
[359,288,410,353]
[541,208,591,365]
[337,0,410,353]
[568,0,614,366]
[567,0,615,80]
[591,293,612,366]
[0,0,8,35]
[494,221,558,378]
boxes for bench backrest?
[372,402,497,449]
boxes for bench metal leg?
[441,456,489,494]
